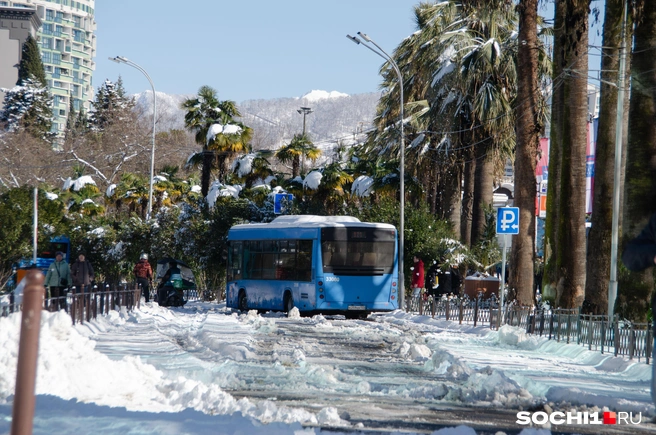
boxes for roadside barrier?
[407,294,653,365]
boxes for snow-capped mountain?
[134,90,380,156]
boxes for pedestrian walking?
[134,253,153,303]
[410,255,425,309]
[622,212,656,413]
[71,253,94,295]
[44,251,71,310]
[449,262,462,296]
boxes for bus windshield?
[320,227,395,275]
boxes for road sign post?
[273,193,294,215]
[496,207,519,326]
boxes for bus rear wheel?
[238,290,248,312]
[284,293,294,314]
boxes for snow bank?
[0,310,319,425]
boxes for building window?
[41,37,53,49]
[53,53,61,65]
[59,109,66,116]
[53,95,60,106]
[42,52,52,64]
[45,10,54,21]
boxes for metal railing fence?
[406,293,653,364]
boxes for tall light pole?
[347,32,405,310]
[297,107,313,174]
[109,56,157,220]
[608,1,629,321]
[297,106,313,136]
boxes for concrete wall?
[0,7,41,110]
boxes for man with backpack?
[133,253,153,303]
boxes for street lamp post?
[297,106,313,136]
[347,32,405,311]
[109,56,157,220]
[297,106,313,174]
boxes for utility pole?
[608,0,629,321]
[297,106,313,136]
[297,107,313,173]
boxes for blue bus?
[225,215,399,318]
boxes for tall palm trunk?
[555,0,589,308]
[511,0,540,306]
[442,163,462,237]
[461,146,476,246]
[292,156,300,178]
[618,0,656,322]
[584,0,631,314]
[201,150,213,197]
[543,0,567,302]
[472,142,494,245]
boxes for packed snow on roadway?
[0,301,652,434]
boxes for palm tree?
[182,86,252,197]
[312,162,354,214]
[511,0,545,306]
[618,0,656,322]
[231,151,275,189]
[275,134,321,178]
[584,0,633,315]
[545,0,589,308]
[105,172,148,217]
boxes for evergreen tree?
[17,35,47,87]
[0,76,54,141]
[88,78,135,131]
[66,99,76,132]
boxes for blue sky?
[94,0,419,102]
[93,1,603,103]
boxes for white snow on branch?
[351,175,374,197]
[206,123,243,144]
[63,176,97,192]
[303,171,322,190]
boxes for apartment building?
[0,6,41,104]
[0,0,96,134]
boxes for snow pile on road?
[0,310,319,425]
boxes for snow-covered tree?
[0,77,54,141]
[88,78,135,131]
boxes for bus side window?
[297,240,313,281]
[228,242,243,281]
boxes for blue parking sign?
[496,207,520,235]
[273,193,294,214]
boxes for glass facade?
[6,0,95,134]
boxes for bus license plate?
[348,305,366,310]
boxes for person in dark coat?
[449,263,462,296]
[622,212,656,411]
[71,253,94,294]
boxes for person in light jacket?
[71,253,94,294]
[44,251,71,310]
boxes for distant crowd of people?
[410,255,463,302]
[41,251,185,307]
